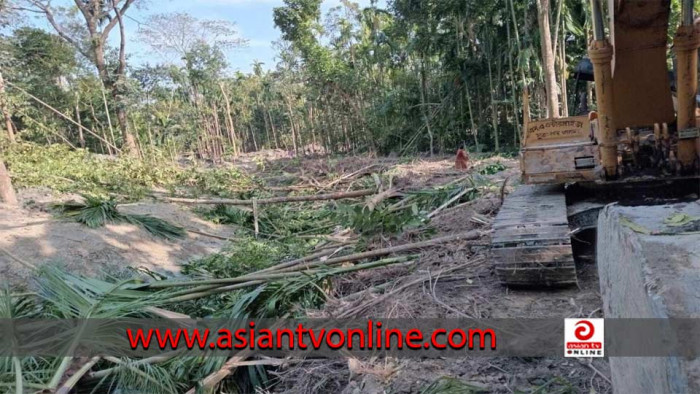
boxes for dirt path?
[0,188,235,286]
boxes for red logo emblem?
[574,320,595,341]
[565,318,604,357]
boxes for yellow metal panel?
[524,115,593,147]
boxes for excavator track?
[491,184,577,287]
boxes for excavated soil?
[0,187,235,287]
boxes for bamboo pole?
[5,81,121,153]
[161,189,376,206]
[427,188,475,218]
[240,230,483,278]
[165,256,416,303]
[146,255,415,290]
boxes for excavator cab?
[521,0,700,185]
[494,0,700,287]
[521,114,600,184]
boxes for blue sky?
[122,0,385,73]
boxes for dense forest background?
[0,0,690,161]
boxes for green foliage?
[180,236,307,278]
[175,167,257,197]
[123,215,188,241]
[55,194,121,228]
[336,202,425,235]
[4,143,179,197]
[334,182,479,236]
[479,162,507,175]
[8,28,77,82]
[196,204,253,225]
[54,195,186,240]
[258,203,334,236]
[2,142,261,198]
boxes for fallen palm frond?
[197,204,252,225]
[1,244,426,392]
[123,214,187,241]
[54,195,185,240]
[158,255,419,303]
[56,195,122,228]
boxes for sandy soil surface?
[0,188,235,286]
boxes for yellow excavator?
[492,0,700,287]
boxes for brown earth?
[0,187,235,287]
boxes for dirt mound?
[0,189,235,286]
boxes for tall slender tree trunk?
[506,21,521,146]
[89,101,111,155]
[219,82,239,155]
[487,58,500,152]
[536,0,560,118]
[267,109,279,149]
[0,159,17,206]
[559,33,569,117]
[249,125,258,152]
[75,95,85,148]
[285,99,298,156]
[308,104,318,152]
[115,101,137,153]
[0,73,15,143]
[419,56,434,156]
[464,82,479,152]
[96,46,137,155]
[508,0,531,142]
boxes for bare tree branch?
[111,0,127,76]
[25,0,92,60]
[101,0,135,45]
